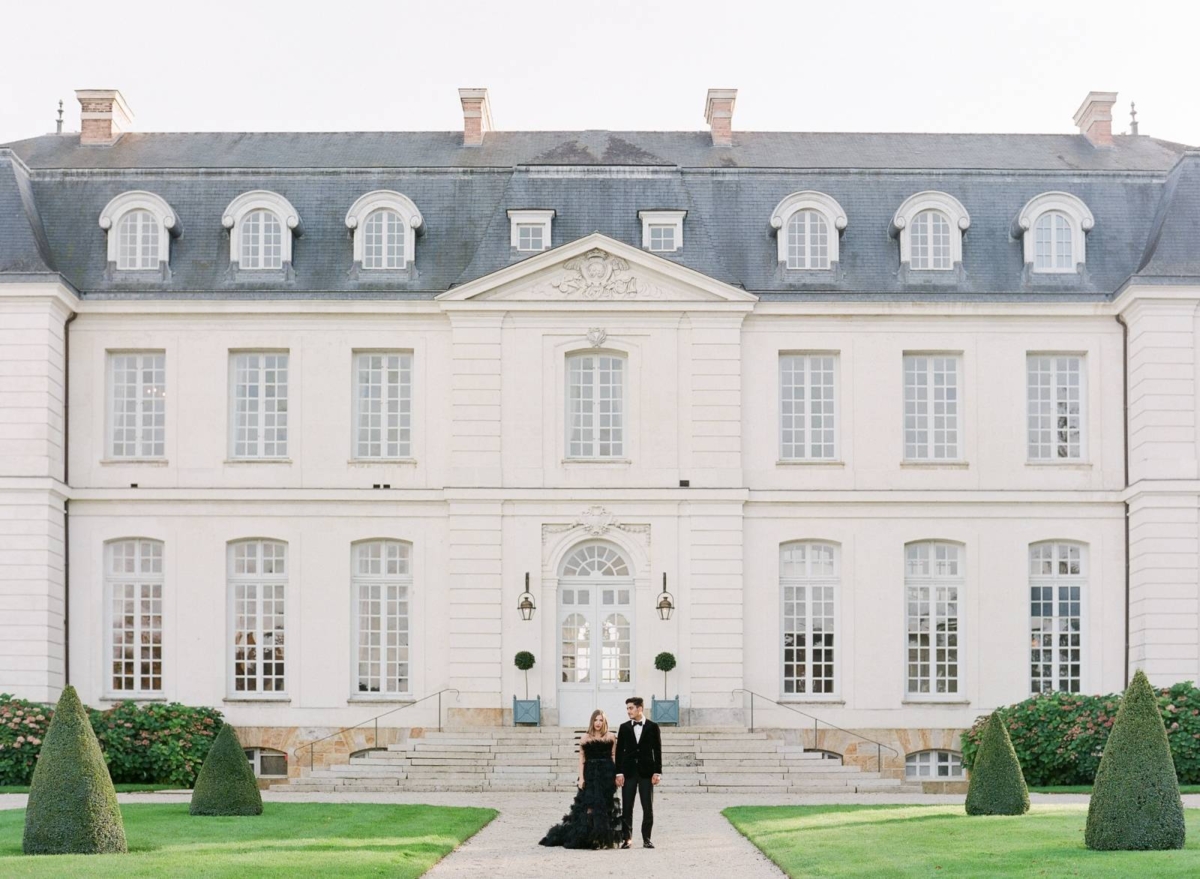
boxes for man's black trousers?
[621,773,654,842]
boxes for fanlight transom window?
[561,544,630,578]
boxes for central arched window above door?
[561,543,630,578]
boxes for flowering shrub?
[0,694,222,787]
[961,682,1200,785]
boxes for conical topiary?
[189,723,264,816]
[22,685,127,854]
[964,711,1030,815]
[1085,669,1185,850]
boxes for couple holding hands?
[538,696,663,850]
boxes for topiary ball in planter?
[964,711,1029,815]
[1085,669,1185,850]
[189,723,264,816]
[23,685,127,855]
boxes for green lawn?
[0,802,495,878]
[724,804,1200,878]
[1031,785,1200,795]
[0,784,180,795]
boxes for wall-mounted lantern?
[517,571,536,621]
[656,572,675,621]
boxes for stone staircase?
[277,727,922,794]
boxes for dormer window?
[222,191,302,272]
[769,192,847,270]
[99,191,181,273]
[1016,192,1094,274]
[891,191,970,272]
[507,209,554,253]
[347,191,424,272]
[638,210,686,253]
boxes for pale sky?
[1,0,1197,147]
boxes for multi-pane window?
[905,542,962,697]
[516,224,545,252]
[780,542,837,696]
[116,210,160,270]
[601,613,631,684]
[106,539,163,694]
[1027,355,1084,460]
[1034,211,1073,271]
[240,209,283,270]
[363,209,407,269]
[785,210,829,269]
[231,353,289,458]
[903,355,961,460]
[245,748,288,777]
[909,210,952,270]
[567,353,624,458]
[354,352,412,459]
[561,612,591,683]
[780,354,837,460]
[353,541,412,696]
[905,751,964,779]
[648,225,676,252]
[229,540,287,694]
[109,352,166,458]
[1030,542,1084,694]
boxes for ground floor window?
[229,540,287,694]
[105,539,164,695]
[1030,541,1085,694]
[245,747,288,777]
[353,540,412,695]
[905,542,962,696]
[780,541,838,696]
[905,750,963,779]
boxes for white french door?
[557,573,634,727]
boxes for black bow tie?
[632,721,643,727]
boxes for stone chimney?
[76,89,133,145]
[459,88,493,147]
[704,88,737,147]
[1073,91,1117,147]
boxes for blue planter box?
[652,697,679,726]
[513,695,541,726]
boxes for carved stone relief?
[542,505,651,544]
[528,249,666,300]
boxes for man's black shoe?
[643,840,655,849]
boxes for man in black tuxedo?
[615,696,662,848]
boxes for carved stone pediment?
[536,249,666,300]
[542,505,651,543]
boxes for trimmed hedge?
[23,686,127,855]
[1086,670,1185,850]
[0,694,221,788]
[961,681,1200,786]
[964,712,1029,815]
[189,723,263,816]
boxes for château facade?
[2,86,1198,778]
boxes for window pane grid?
[1027,355,1083,460]
[904,355,960,460]
[567,354,624,458]
[1034,212,1074,271]
[1030,542,1084,694]
[905,543,962,695]
[363,209,406,269]
[905,751,964,779]
[911,210,951,270]
[786,210,829,269]
[241,210,283,270]
[517,224,545,252]
[648,225,675,252]
[232,353,289,458]
[354,541,412,695]
[354,352,413,458]
[230,540,287,694]
[107,540,164,694]
[601,613,631,684]
[110,352,166,458]
[780,355,836,460]
[561,612,591,683]
[116,210,160,270]
[781,542,837,696]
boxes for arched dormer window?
[770,192,848,269]
[222,191,302,271]
[345,191,424,272]
[1015,192,1094,273]
[99,191,181,271]
[891,192,970,271]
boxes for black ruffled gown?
[539,737,623,849]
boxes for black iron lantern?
[517,571,536,621]
[656,572,675,621]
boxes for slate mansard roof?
[1,129,1197,300]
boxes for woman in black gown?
[539,709,623,849]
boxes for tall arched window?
[1034,212,1073,271]
[362,210,406,270]
[228,540,287,695]
[905,541,963,697]
[1030,542,1085,694]
[566,352,625,458]
[352,541,412,696]
[909,210,952,270]
[105,539,164,695]
[240,209,283,270]
[116,210,160,270]
[786,210,829,270]
[780,541,838,696]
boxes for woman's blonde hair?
[585,709,609,738]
